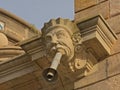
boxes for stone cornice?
[0,53,38,83]
[77,15,118,60]
[0,46,25,62]
[19,35,46,61]
[0,15,117,84]
[0,8,40,34]
[19,15,118,81]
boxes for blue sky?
[0,0,74,29]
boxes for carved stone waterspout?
[20,15,117,82]
[41,18,86,81]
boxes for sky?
[0,0,74,29]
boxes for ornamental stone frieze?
[20,15,117,82]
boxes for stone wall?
[0,8,40,44]
[74,0,120,90]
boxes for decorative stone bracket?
[20,15,117,81]
[78,15,117,60]
[73,15,118,76]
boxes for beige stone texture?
[0,8,40,63]
[75,1,109,23]
[74,31,120,90]
[0,8,40,43]
[75,74,120,90]
[111,34,120,54]
[0,33,8,46]
[74,60,107,89]
[74,0,120,89]
[75,0,108,12]
[110,0,120,16]
[99,0,108,3]
[107,15,120,34]
[77,15,117,60]
[75,0,97,12]
[107,53,120,77]
[0,0,120,90]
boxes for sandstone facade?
[74,0,120,90]
[0,0,120,90]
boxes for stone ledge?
[77,15,117,61]
[0,54,38,84]
[19,35,46,61]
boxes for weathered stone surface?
[107,15,120,34]
[76,79,109,90]
[74,60,107,89]
[0,8,40,43]
[75,1,109,23]
[107,74,120,90]
[111,34,120,54]
[110,0,120,16]
[0,8,40,64]
[77,15,117,61]
[0,33,8,46]
[107,53,120,77]
[13,80,41,90]
[75,0,108,13]
[0,72,43,90]
[99,0,108,3]
[10,73,35,86]
[75,0,97,12]
[0,0,120,89]
[0,81,13,90]
[76,74,120,90]
[74,51,120,90]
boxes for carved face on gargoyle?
[41,18,80,61]
[44,26,74,61]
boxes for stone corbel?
[20,16,117,82]
[73,15,117,76]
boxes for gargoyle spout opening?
[43,52,62,82]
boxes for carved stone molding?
[77,15,117,61]
[0,53,38,84]
[19,35,46,61]
[0,46,25,63]
[0,33,8,46]
[19,16,117,82]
